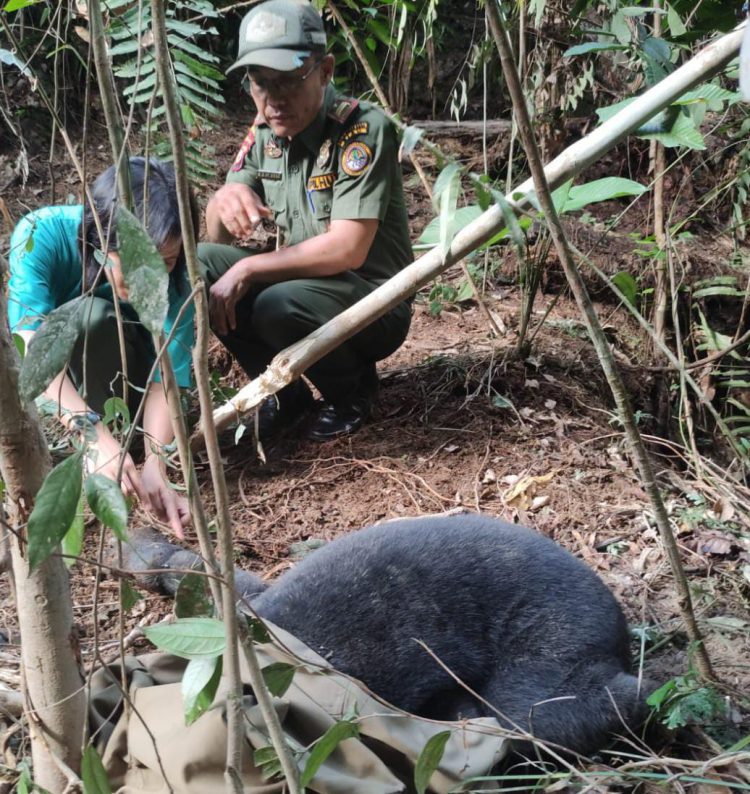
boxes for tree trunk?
[0,254,85,790]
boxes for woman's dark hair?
[80,156,200,292]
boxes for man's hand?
[207,183,272,241]
[209,262,252,336]
[141,454,191,540]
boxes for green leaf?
[28,451,84,570]
[12,333,25,359]
[116,207,169,335]
[639,111,706,150]
[82,744,113,794]
[102,397,131,432]
[253,746,282,782]
[121,580,142,612]
[400,124,424,156]
[3,0,39,11]
[560,177,647,213]
[647,678,676,708]
[666,3,686,36]
[455,279,475,303]
[563,41,628,57]
[61,492,85,566]
[551,180,573,214]
[175,571,213,618]
[414,730,451,794]
[612,272,638,307]
[183,655,222,725]
[247,617,271,644]
[261,662,296,698]
[300,719,360,787]
[85,473,128,540]
[18,298,85,403]
[415,205,483,250]
[143,617,226,659]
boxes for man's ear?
[320,53,335,85]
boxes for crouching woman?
[7,157,198,537]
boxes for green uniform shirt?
[226,85,412,284]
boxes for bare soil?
[2,99,750,790]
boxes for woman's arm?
[17,328,147,503]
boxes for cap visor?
[226,48,312,74]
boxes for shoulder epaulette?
[327,97,359,125]
[231,124,257,172]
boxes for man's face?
[246,54,334,139]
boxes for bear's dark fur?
[252,514,645,756]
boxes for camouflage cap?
[227,0,326,74]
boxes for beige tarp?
[91,623,509,793]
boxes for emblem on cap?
[247,11,286,43]
[264,138,284,158]
[341,141,371,176]
[317,139,332,168]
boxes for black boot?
[257,379,314,441]
[308,369,379,441]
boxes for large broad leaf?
[300,719,360,788]
[638,111,705,150]
[61,492,85,566]
[261,662,296,698]
[143,617,226,659]
[85,473,129,540]
[116,207,169,335]
[3,0,39,10]
[18,297,85,403]
[559,177,647,214]
[563,41,627,57]
[27,451,84,571]
[81,745,113,794]
[414,731,451,794]
[415,205,483,250]
[183,655,222,725]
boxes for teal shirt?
[8,205,195,388]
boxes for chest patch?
[338,122,369,149]
[259,170,283,181]
[341,141,372,177]
[231,126,256,172]
[307,173,335,191]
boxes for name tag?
[307,173,335,191]
[259,170,283,181]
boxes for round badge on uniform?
[341,141,372,176]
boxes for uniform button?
[293,210,300,218]
[290,165,299,174]
[323,203,331,211]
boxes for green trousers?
[67,296,154,418]
[198,242,412,403]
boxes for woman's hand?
[88,424,146,504]
[141,453,191,539]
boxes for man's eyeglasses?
[242,57,323,99]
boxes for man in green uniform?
[200,0,412,440]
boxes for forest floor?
[1,101,750,791]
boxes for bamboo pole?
[194,22,745,443]
[484,0,712,679]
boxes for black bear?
[124,514,647,757]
